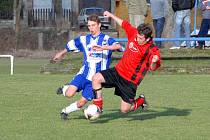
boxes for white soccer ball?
[84,104,101,120]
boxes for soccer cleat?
[56,87,63,95]
[60,112,68,120]
[97,107,103,115]
[139,94,148,112]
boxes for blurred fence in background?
[28,8,72,27]
[0,10,13,20]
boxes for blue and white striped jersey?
[65,33,119,81]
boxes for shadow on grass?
[76,107,191,123]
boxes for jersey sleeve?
[107,37,117,45]
[107,37,124,52]
[149,46,161,71]
[122,20,138,40]
[65,37,84,52]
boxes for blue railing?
[115,37,210,42]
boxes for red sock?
[133,97,144,111]
[93,98,103,110]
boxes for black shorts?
[100,67,137,104]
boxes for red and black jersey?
[115,20,161,85]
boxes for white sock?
[62,102,80,114]
[62,85,69,96]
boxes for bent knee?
[65,89,75,97]
[64,85,77,97]
[92,73,103,84]
[77,100,87,108]
[120,108,130,113]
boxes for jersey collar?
[90,32,103,40]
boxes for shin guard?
[133,97,145,111]
[93,98,103,110]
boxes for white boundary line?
[0,55,14,75]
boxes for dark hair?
[137,23,153,39]
[87,14,101,24]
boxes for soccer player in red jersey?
[92,11,161,114]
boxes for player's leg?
[92,72,107,98]
[92,68,117,110]
[71,79,94,111]
[61,88,92,120]
[59,75,84,120]
[131,94,147,111]
[61,77,95,120]
[60,96,88,120]
[56,84,77,97]
[92,72,105,110]
[59,85,80,120]
[65,85,78,97]
[61,96,88,113]
[120,99,132,113]
[120,94,147,113]
[114,76,146,113]
[57,74,85,97]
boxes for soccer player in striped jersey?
[52,14,122,120]
[92,11,161,116]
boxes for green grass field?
[0,58,210,140]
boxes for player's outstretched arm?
[103,11,123,27]
[92,44,121,51]
[52,49,68,62]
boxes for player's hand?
[203,1,207,5]
[51,53,62,63]
[50,59,56,63]
[103,11,112,18]
[152,55,159,63]
[50,57,59,63]
[150,55,159,70]
[92,45,103,51]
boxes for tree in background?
[13,0,23,51]
[53,0,63,31]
